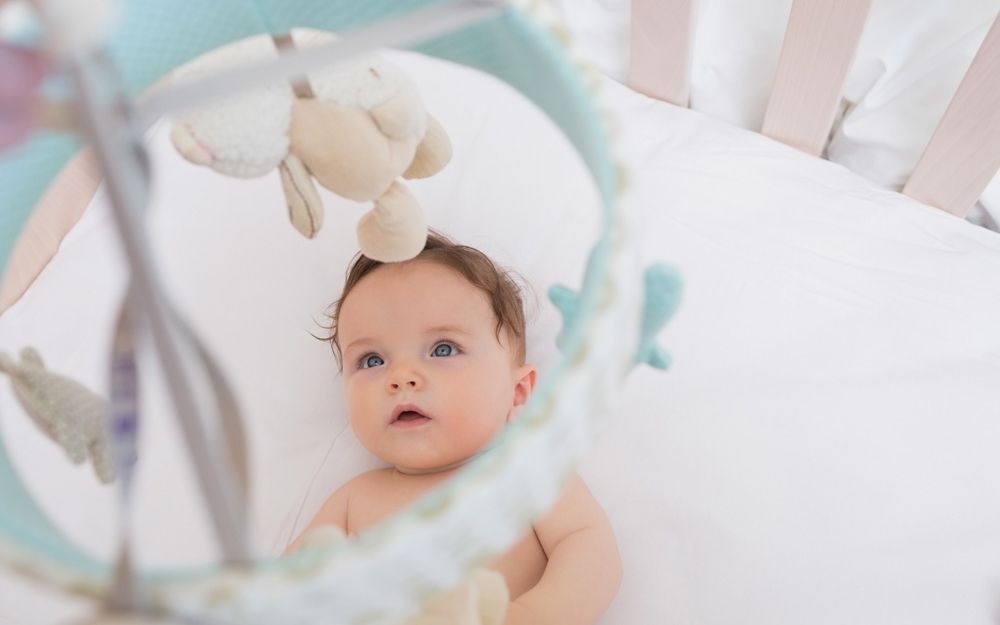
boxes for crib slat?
[628,0,694,106]
[762,0,872,155]
[903,13,1000,217]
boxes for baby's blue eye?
[360,354,385,369]
[431,342,458,357]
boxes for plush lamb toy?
[0,347,114,483]
[169,30,452,262]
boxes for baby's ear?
[510,364,537,420]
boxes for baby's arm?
[283,480,353,555]
[505,475,622,625]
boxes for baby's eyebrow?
[343,337,375,354]
[425,325,473,336]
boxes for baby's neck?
[392,453,481,477]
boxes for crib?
[1,1,999,624]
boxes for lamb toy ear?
[404,114,453,180]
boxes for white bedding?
[586,77,1000,625]
[2,50,1000,625]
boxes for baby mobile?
[0,0,682,623]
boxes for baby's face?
[337,260,535,473]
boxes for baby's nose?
[389,378,418,390]
[388,366,422,391]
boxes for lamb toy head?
[169,30,452,262]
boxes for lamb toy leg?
[279,153,324,239]
[357,180,428,262]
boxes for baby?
[291,231,621,624]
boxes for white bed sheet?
[582,77,1000,625]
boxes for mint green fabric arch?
[0,0,616,586]
[0,442,107,578]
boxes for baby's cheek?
[345,384,378,431]
[344,373,375,400]
[453,409,507,447]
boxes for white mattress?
[583,77,1000,625]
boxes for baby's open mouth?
[390,406,432,428]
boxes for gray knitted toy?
[0,347,115,483]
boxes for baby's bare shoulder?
[338,467,399,506]
[347,467,395,490]
[298,469,392,536]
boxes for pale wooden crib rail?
[903,13,1000,217]
[629,0,1000,218]
[629,0,694,106]
[760,0,871,156]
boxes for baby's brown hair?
[324,231,527,368]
